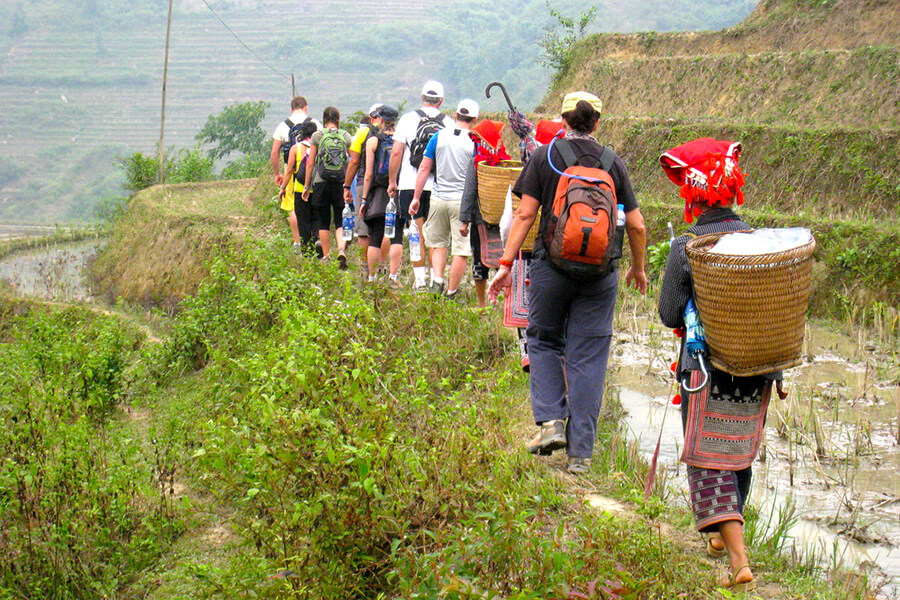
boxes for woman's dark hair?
[561,100,600,134]
[322,105,340,124]
[299,120,317,141]
[360,115,372,125]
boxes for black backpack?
[282,116,312,163]
[408,109,447,168]
[358,123,378,175]
[372,132,394,188]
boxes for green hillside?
[526,0,900,315]
[0,0,757,222]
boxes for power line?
[198,0,291,81]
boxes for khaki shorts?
[423,194,471,257]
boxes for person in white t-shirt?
[387,80,454,289]
[409,99,478,298]
[269,96,322,186]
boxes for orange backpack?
[544,138,621,279]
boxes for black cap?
[377,105,399,121]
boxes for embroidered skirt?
[681,369,771,530]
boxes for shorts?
[354,182,369,237]
[311,181,344,231]
[424,193,471,257]
[470,222,489,280]
[280,176,297,211]
[398,189,429,221]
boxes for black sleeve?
[658,235,693,329]
[512,144,548,200]
[611,155,638,212]
[459,161,478,224]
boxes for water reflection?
[0,240,103,302]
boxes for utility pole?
[291,73,296,97]
[158,0,174,184]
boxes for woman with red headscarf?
[658,138,775,593]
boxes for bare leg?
[367,244,382,276]
[431,247,448,283]
[319,230,331,258]
[474,279,487,307]
[389,243,403,277]
[358,235,370,269]
[414,216,428,270]
[447,255,468,293]
[719,520,753,585]
[336,228,346,253]
[288,211,300,244]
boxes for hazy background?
[0,0,756,223]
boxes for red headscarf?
[535,119,563,144]
[659,138,745,223]
[471,119,511,166]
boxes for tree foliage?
[538,2,598,74]
[195,101,270,161]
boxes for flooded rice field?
[0,239,103,301]
[611,307,900,596]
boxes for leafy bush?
[0,303,180,598]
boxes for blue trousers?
[525,258,618,459]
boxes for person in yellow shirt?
[278,120,318,250]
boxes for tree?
[195,101,270,161]
[537,2,598,75]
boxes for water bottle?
[617,203,626,228]
[408,221,421,262]
[683,298,707,358]
[342,204,354,241]
[384,197,397,239]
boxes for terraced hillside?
[0,0,760,222]
[538,0,899,314]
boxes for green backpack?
[316,129,348,182]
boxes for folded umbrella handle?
[681,354,710,393]
[485,81,516,112]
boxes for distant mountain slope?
[0,0,757,222]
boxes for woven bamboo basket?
[513,200,541,252]
[477,160,522,225]
[685,231,816,377]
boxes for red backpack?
[544,138,621,279]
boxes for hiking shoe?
[526,420,567,456]
[314,240,324,259]
[292,242,303,252]
[566,457,592,475]
[388,277,402,290]
[444,289,463,302]
[338,252,348,270]
[430,280,445,296]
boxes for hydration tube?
[546,136,606,185]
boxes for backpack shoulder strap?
[415,109,427,120]
[284,118,293,128]
[554,138,579,171]
[597,146,615,173]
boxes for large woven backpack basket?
[477,160,522,225]
[685,231,816,377]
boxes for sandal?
[706,532,726,558]
[718,564,756,592]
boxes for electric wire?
[198,0,290,81]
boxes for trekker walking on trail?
[359,105,400,283]
[270,96,321,186]
[277,119,318,251]
[344,104,384,274]
[488,91,648,475]
[409,99,479,298]
[657,137,772,593]
[388,80,455,290]
[302,106,352,268]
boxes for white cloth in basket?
[710,228,812,256]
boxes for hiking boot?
[526,420,567,456]
[314,240,324,259]
[338,251,348,270]
[444,289,463,302]
[566,457,592,475]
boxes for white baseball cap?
[456,98,479,119]
[367,103,383,117]
[421,80,444,99]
